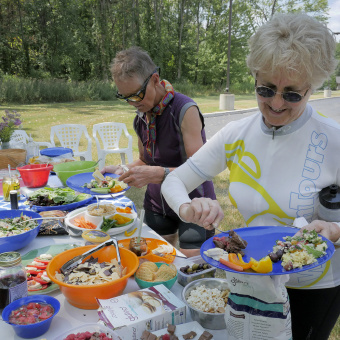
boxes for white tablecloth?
[0,177,228,339]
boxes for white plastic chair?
[10,130,52,149]
[93,122,133,169]
[50,124,92,161]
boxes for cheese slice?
[93,170,105,184]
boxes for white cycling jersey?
[162,103,340,289]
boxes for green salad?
[26,187,91,207]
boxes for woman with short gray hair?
[102,47,216,258]
[162,13,340,339]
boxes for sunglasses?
[116,67,160,103]
[255,80,310,103]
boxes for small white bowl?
[84,210,104,228]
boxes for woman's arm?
[118,105,208,188]
[161,162,224,229]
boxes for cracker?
[136,266,154,281]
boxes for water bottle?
[25,134,39,164]
[318,184,340,222]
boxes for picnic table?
[0,174,227,340]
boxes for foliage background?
[1,0,339,104]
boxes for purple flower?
[0,110,22,142]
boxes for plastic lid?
[82,230,110,243]
[0,252,21,267]
[319,184,340,209]
[40,147,74,157]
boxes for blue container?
[2,295,60,339]
[40,147,73,158]
[0,210,42,252]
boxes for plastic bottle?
[10,190,19,209]
[318,184,340,222]
[25,134,39,164]
[0,252,28,312]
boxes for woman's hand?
[179,198,224,230]
[118,165,164,188]
[296,220,340,243]
[100,165,124,176]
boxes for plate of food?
[118,238,177,264]
[201,226,335,275]
[66,171,130,198]
[22,243,81,295]
[65,201,137,236]
[24,187,93,212]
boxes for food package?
[97,284,186,339]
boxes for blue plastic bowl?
[0,210,42,252]
[2,295,60,339]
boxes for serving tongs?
[60,238,121,275]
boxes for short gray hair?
[247,13,337,89]
[111,46,157,84]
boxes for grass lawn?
[3,91,340,339]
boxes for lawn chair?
[93,122,133,170]
[11,130,52,149]
[50,124,92,161]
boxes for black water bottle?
[10,190,19,210]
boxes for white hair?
[247,13,337,89]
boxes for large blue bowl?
[0,210,42,252]
[2,295,60,339]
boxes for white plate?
[65,204,137,236]
[151,321,213,339]
[54,323,120,340]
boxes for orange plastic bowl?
[46,245,139,309]
[17,164,53,188]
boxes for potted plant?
[0,110,22,149]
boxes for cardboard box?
[97,284,186,340]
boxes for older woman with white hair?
[162,13,340,340]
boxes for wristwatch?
[163,167,170,181]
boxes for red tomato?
[38,310,53,320]
[26,302,37,309]
[27,309,39,317]
[33,277,49,285]
[33,257,51,264]
[40,305,54,314]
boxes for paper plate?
[22,243,81,295]
[118,238,176,264]
[201,226,335,276]
[66,172,130,198]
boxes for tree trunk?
[177,0,185,80]
[194,0,200,83]
[17,0,30,76]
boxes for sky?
[328,0,340,38]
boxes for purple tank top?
[133,92,216,218]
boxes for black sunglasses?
[255,80,310,103]
[116,67,160,103]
